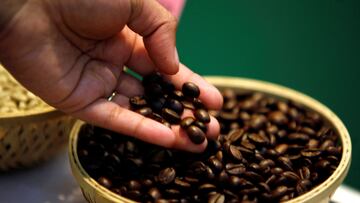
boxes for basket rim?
[69,76,352,203]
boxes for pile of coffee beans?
[129,72,210,144]
[0,66,49,113]
[77,88,342,203]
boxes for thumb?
[127,0,179,75]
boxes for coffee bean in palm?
[129,96,147,108]
[162,108,181,124]
[142,72,163,86]
[181,100,195,110]
[165,99,184,114]
[193,98,205,109]
[136,107,152,117]
[145,83,163,97]
[186,125,206,144]
[161,80,175,93]
[182,82,200,98]
[157,167,176,185]
[149,97,166,112]
[194,109,210,123]
[194,121,207,133]
[180,117,195,129]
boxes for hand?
[0,0,223,152]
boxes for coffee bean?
[248,133,269,145]
[174,178,191,189]
[193,98,205,109]
[182,82,200,98]
[271,185,288,199]
[208,193,225,203]
[199,183,216,193]
[244,171,264,183]
[282,171,300,182]
[98,176,112,189]
[181,100,195,110]
[296,179,312,195]
[225,163,246,175]
[148,187,162,200]
[145,83,163,97]
[301,149,322,158]
[227,129,244,143]
[149,97,166,112]
[161,80,175,93]
[278,156,294,171]
[142,72,163,85]
[240,187,260,195]
[315,159,331,170]
[194,121,207,133]
[162,108,181,124]
[228,145,243,160]
[298,166,311,180]
[208,156,223,173]
[157,167,176,185]
[136,107,152,117]
[268,111,288,125]
[258,182,271,193]
[249,115,267,130]
[165,99,184,114]
[180,117,195,129]
[129,96,147,108]
[128,180,142,191]
[186,125,206,144]
[218,170,229,183]
[194,109,210,123]
[288,133,310,143]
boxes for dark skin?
[0,0,223,152]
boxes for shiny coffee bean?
[180,117,195,129]
[162,108,181,124]
[194,121,207,133]
[129,96,147,108]
[186,125,206,144]
[157,167,176,185]
[142,72,163,85]
[165,99,184,114]
[136,107,152,117]
[194,109,210,123]
[182,82,200,98]
[97,176,112,189]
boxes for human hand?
[0,0,223,152]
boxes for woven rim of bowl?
[69,76,351,203]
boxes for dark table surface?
[177,0,360,189]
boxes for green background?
[177,0,360,189]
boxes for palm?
[0,0,223,152]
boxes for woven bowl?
[0,65,75,171]
[69,76,351,203]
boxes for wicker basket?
[69,76,351,203]
[0,64,76,171]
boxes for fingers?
[73,96,219,153]
[127,0,179,75]
[165,64,223,110]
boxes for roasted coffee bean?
[145,83,164,97]
[161,80,175,93]
[218,170,229,183]
[240,187,260,195]
[208,193,225,203]
[248,133,269,145]
[148,187,162,200]
[194,121,207,133]
[186,125,206,144]
[228,145,243,160]
[157,167,176,185]
[162,108,181,124]
[165,99,184,114]
[244,171,264,183]
[208,156,223,173]
[98,176,112,189]
[227,129,244,143]
[219,112,238,121]
[198,183,217,193]
[180,117,195,129]
[271,185,288,199]
[296,179,312,195]
[282,171,300,182]
[129,96,147,108]
[142,72,163,85]
[268,111,288,125]
[298,166,311,180]
[174,178,191,189]
[136,107,153,117]
[181,100,195,110]
[249,114,267,130]
[182,82,200,98]
[259,159,276,170]
[315,159,331,170]
[149,97,166,112]
[193,98,205,109]
[128,180,142,190]
[301,149,322,158]
[275,143,288,155]
[142,179,153,188]
[194,109,211,123]
[126,190,142,201]
[288,133,310,143]
[258,182,271,193]
[278,156,294,171]
[225,163,246,175]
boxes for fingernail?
[174,47,179,64]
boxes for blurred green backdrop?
[177,0,360,189]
